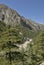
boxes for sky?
[0,0,44,24]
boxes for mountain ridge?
[0,4,44,31]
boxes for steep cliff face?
[0,4,44,31]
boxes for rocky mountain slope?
[0,4,44,31]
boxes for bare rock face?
[0,4,44,31]
[0,4,21,26]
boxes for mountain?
[0,4,44,65]
[0,4,44,32]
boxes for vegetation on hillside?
[0,21,44,65]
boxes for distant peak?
[0,4,8,8]
[0,4,7,6]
